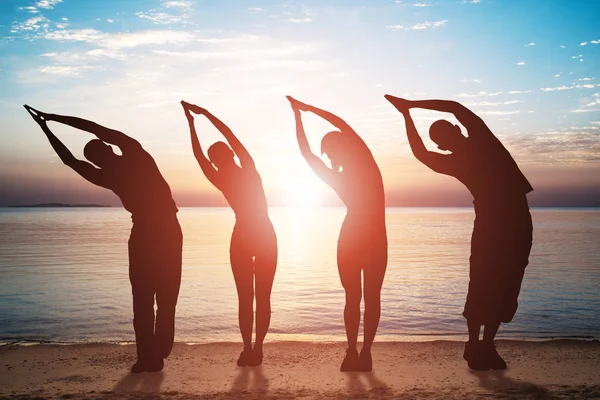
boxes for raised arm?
[182,102,255,170]
[181,103,221,189]
[29,106,140,150]
[24,105,107,188]
[382,98,455,176]
[387,96,489,137]
[289,98,340,189]
[289,97,356,135]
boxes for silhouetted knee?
[363,291,381,313]
[255,295,271,314]
[156,303,176,320]
[238,291,254,314]
[345,290,362,309]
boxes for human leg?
[359,246,387,371]
[230,231,255,365]
[154,222,183,362]
[129,230,157,373]
[251,237,277,365]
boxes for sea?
[0,207,599,344]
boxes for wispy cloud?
[465,100,523,106]
[285,18,313,23]
[44,29,195,49]
[38,65,103,76]
[35,0,62,9]
[11,16,50,32]
[572,109,600,113]
[517,61,525,66]
[161,1,192,9]
[460,78,483,83]
[525,42,535,46]
[508,90,532,94]
[458,91,502,97]
[413,3,431,7]
[478,110,520,115]
[136,11,187,25]
[386,20,447,31]
[540,84,596,92]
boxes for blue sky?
[0,0,599,206]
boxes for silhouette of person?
[385,95,533,371]
[287,96,388,372]
[181,101,277,367]
[24,105,182,374]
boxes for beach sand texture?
[1,340,599,399]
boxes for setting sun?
[282,170,323,208]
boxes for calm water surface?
[0,207,599,343]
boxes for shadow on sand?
[471,369,559,400]
[113,370,165,394]
[230,366,270,395]
[346,371,392,398]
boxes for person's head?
[83,139,116,168]
[320,131,356,172]
[207,141,235,170]
[429,119,467,152]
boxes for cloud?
[285,18,313,23]
[38,65,103,76]
[460,78,483,83]
[540,85,572,92]
[386,20,447,31]
[554,74,560,78]
[525,42,535,46]
[44,29,195,48]
[136,11,186,25]
[478,110,520,115]
[465,100,523,106]
[35,0,62,9]
[508,90,532,94]
[578,77,594,81]
[413,3,431,6]
[21,6,39,13]
[11,16,50,32]
[572,109,600,113]
[152,42,318,60]
[505,130,600,165]
[457,91,502,97]
[161,1,192,9]
[517,61,525,65]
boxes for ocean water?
[0,207,599,344]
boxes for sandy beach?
[1,340,599,399]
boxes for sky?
[0,0,599,207]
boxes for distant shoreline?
[8,203,112,208]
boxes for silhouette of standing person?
[24,105,182,374]
[287,96,388,372]
[181,101,277,367]
[385,95,533,371]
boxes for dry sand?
[1,340,599,399]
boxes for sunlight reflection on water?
[0,207,599,343]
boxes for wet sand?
[1,340,599,399]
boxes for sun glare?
[283,172,322,209]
